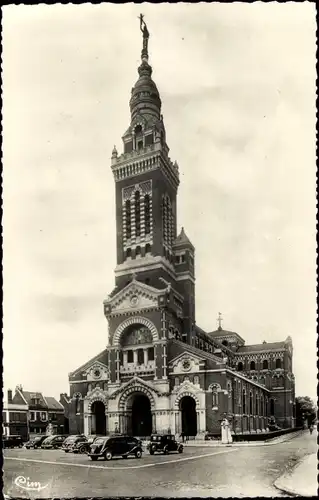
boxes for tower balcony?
[120,361,155,375]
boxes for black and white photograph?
[2,3,317,498]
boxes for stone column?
[144,348,149,366]
[152,412,156,433]
[133,349,138,365]
[116,350,120,382]
[123,351,128,366]
[163,344,167,379]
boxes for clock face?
[93,368,101,379]
[182,359,191,371]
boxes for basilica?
[67,19,295,439]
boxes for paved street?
[4,431,316,498]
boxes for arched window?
[135,191,141,237]
[270,398,275,416]
[265,397,268,417]
[126,248,132,259]
[194,375,199,385]
[275,358,281,369]
[135,246,141,258]
[242,390,246,413]
[125,200,131,239]
[212,388,218,408]
[250,361,256,371]
[237,362,243,372]
[144,194,151,235]
[145,243,151,255]
[260,396,264,416]
[75,395,80,414]
[255,394,259,415]
[262,359,268,370]
[249,392,253,414]
[175,377,180,387]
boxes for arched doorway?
[91,401,106,435]
[180,396,197,437]
[124,393,152,437]
[131,394,152,436]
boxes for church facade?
[67,20,295,439]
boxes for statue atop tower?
[139,14,150,61]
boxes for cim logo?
[14,476,49,492]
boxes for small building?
[3,390,29,441]
[10,386,65,436]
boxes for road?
[3,431,316,498]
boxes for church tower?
[103,17,196,400]
[110,16,180,294]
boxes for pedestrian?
[309,424,314,435]
[180,432,184,443]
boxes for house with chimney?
[8,386,66,437]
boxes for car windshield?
[93,438,105,445]
[43,436,54,443]
[64,436,78,444]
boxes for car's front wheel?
[105,451,113,461]
[149,449,154,455]
[79,446,86,454]
[135,449,142,459]
[178,446,183,454]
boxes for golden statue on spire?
[139,14,150,60]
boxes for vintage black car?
[88,435,143,461]
[147,434,183,455]
[41,435,68,449]
[61,435,86,453]
[25,435,48,449]
[71,436,98,454]
[3,435,24,448]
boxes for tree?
[295,396,316,427]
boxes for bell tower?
[111,15,180,293]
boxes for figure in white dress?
[221,417,233,444]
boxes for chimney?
[8,389,13,403]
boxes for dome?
[129,60,162,122]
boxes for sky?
[2,3,317,402]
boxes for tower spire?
[139,13,150,62]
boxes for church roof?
[236,341,286,353]
[208,327,246,345]
[173,227,194,249]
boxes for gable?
[12,390,27,405]
[69,349,108,379]
[169,352,206,374]
[83,361,109,382]
[104,280,163,316]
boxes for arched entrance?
[91,401,106,435]
[126,393,152,437]
[180,396,197,437]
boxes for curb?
[273,453,317,497]
[184,430,304,448]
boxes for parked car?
[25,435,48,449]
[88,435,143,461]
[61,435,86,453]
[41,435,68,449]
[71,436,98,454]
[3,435,24,448]
[147,434,183,455]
